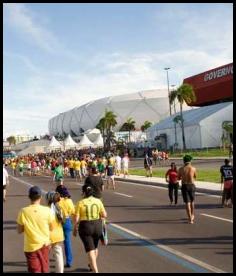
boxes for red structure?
[183,63,233,106]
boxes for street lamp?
[164,67,171,116]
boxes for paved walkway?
[115,175,222,195]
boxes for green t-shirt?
[97,163,105,173]
[54,165,64,180]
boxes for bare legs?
[87,249,98,273]
[186,202,195,224]
[3,189,6,201]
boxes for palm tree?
[104,110,117,150]
[120,117,136,143]
[97,110,117,150]
[170,83,196,150]
[141,120,152,132]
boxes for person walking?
[45,191,64,273]
[122,153,129,178]
[83,167,104,199]
[16,186,54,273]
[178,155,197,224]
[68,157,75,179]
[74,158,82,182]
[56,185,75,268]
[115,153,122,176]
[220,159,233,207]
[105,160,116,190]
[53,162,64,186]
[3,164,9,202]
[73,185,107,273]
[144,153,153,177]
[165,162,179,205]
[152,149,158,166]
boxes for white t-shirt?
[122,157,129,168]
[3,167,9,186]
[115,156,121,169]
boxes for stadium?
[48,89,192,137]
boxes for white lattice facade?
[48,89,191,136]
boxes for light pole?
[164,68,171,116]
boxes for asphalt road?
[3,172,233,273]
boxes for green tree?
[141,120,152,132]
[120,117,136,143]
[170,83,196,150]
[97,110,117,150]
[104,110,117,150]
[7,136,16,146]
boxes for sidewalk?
[115,175,222,195]
[131,157,229,160]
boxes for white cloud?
[4,3,59,53]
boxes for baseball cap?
[29,186,42,197]
[56,185,71,198]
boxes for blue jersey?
[220,165,233,181]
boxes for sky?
[3,3,233,139]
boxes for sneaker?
[64,264,71,268]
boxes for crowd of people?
[3,150,130,187]
[15,167,107,273]
[3,147,233,273]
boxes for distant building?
[48,89,192,137]
[14,134,33,144]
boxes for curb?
[115,177,222,196]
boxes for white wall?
[200,103,233,148]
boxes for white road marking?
[114,192,133,198]
[110,223,226,273]
[196,192,220,198]
[200,213,233,223]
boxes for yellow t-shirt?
[80,160,87,168]
[68,160,75,169]
[17,204,54,252]
[109,157,115,166]
[11,162,17,169]
[48,207,64,244]
[74,160,81,170]
[75,196,105,221]
[58,198,75,218]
